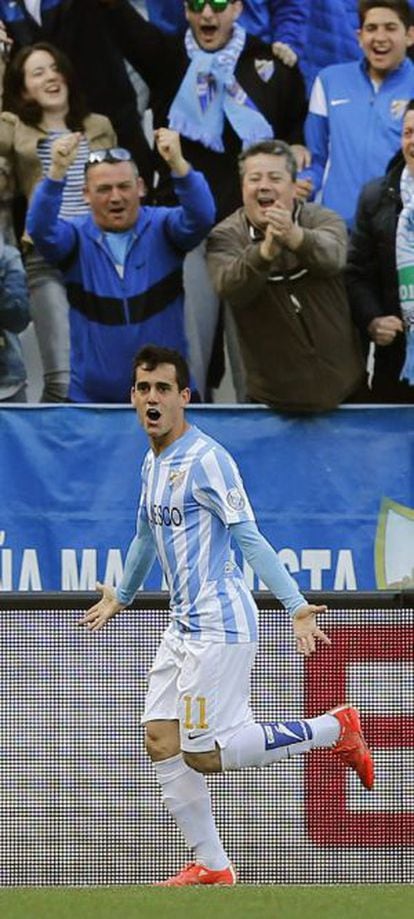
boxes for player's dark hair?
[3,41,89,130]
[238,139,297,181]
[358,0,411,29]
[132,345,190,391]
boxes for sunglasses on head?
[186,0,235,12]
[85,148,132,170]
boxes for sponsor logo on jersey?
[149,504,183,527]
[330,98,350,106]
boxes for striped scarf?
[168,24,273,153]
[396,166,414,385]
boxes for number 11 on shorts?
[183,695,209,730]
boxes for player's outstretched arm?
[292,604,330,657]
[230,520,331,657]
[79,581,125,632]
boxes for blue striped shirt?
[36,132,90,218]
[139,425,258,643]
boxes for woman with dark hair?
[0,40,117,401]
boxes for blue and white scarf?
[168,24,273,153]
[396,166,414,385]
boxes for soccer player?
[80,344,375,887]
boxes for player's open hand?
[78,581,124,632]
[292,604,331,657]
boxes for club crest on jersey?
[390,99,408,120]
[169,469,186,488]
[226,488,245,511]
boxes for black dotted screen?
[0,603,412,885]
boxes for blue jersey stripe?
[141,426,258,643]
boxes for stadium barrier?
[0,590,413,885]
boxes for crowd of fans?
[1,0,414,408]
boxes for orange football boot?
[330,704,375,790]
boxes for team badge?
[390,99,409,120]
[255,59,275,83]
[169,469,186,488]
[226,488,246,511]
[375,496,414,588]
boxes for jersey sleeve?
[116,453,156,605]
[230,520,306,616]
[192,445,255,526]
[115,517,156,606]
[304,74,329,195]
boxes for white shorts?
[142,627,257,752]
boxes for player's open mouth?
[258,196,275,208]
[147,409,161,421]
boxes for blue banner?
[0,405,413,592]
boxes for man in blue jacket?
[0,235,31,402]
[301,0,414,95]
[26,128,215,404]
[305,0,414,228]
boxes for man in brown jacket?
[207,139,364,412]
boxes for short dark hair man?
[207,139,364,412]
[305,0,414,228]
[80,343,374,887]
[26,129,215,403]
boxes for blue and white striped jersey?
[139,425,259,643]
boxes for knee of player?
[145,722,180,761]
[182,749,222,773]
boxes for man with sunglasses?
[144,0,310,70]
[99,0,308,404]
[99,0,307,220]
[26,128,215,403]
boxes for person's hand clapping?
[260,202,304,260]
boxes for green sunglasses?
[186,0,235,12]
